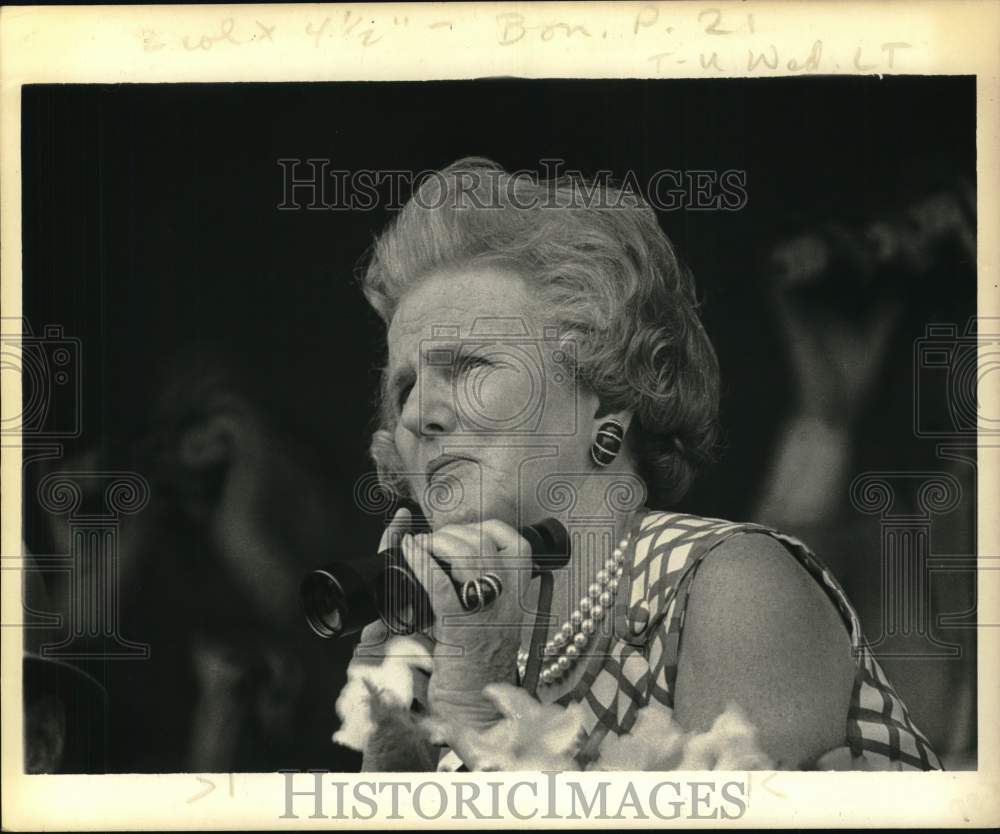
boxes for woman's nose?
[399,377,456,436]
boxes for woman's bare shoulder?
[691,530,848,616]
[673,531,856,768]
[683,531,853,662]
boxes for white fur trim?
[332,636,433,752]
[429,687,773,771]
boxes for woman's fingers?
[360,618,389,644]
[378,506,412,553]
[480,520,531,561]
[399,521,533,635]
[401,533,456,606]
[415,529,492,584]
[401,533,470,650]
[420,521,529,583]
[427,523,487,554]
[469,521,533,596]
[355,618,391,658]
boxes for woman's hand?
[400,519,533,732]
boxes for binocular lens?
[302,517,569,639]
[379,561,431,635]
[301,569,348,638]
[301,550,432,639]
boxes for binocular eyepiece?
[301,517,570,639]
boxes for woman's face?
[386,265,599,529]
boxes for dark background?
[22,77,977,512]
[21,77,977,771]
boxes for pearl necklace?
[517,531,632,686]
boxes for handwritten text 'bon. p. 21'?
[140,6,912,75]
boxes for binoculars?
[301,517,570,639]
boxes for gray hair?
[360,158,719,506]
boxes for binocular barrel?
[302,517,570,639]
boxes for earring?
[591,418,625,467]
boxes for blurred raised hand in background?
[754,178,977,769]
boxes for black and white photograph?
[2,1,998,829]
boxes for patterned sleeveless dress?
[543,509,942,771]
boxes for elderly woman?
[341,157,941,773]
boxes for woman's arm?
[672,533,856,769]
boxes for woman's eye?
[461,352,515,373]
[461,354,492,369]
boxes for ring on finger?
[460,573,503,611]
[480,572,503,606]
[460,578,481,611]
